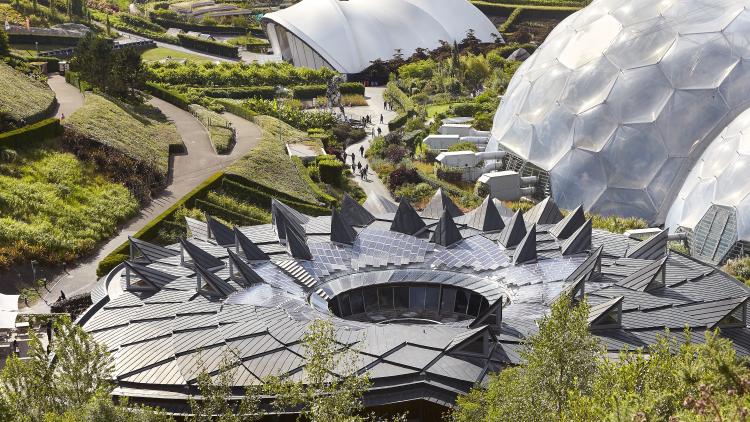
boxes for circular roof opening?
[328,283,490,324]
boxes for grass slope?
[226,115,318,204]
[140,47,214,64]
[0,62,56,125]
[0,143,139,268]
[189,104,234,154]
[65,93,182,175]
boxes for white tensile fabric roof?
[263,0,499,74]
[0,294,18,330]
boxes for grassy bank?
[65,93,182,176]
[0,62,56,128]
[189,104,235,154]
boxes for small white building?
[477,171,537,201]
[436,150,506,182]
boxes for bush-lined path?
[27,79,261,312]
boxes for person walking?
[359,145,365,157]
[351,152,356,162]
[357,161,362,171]
[380,114,384,124]
[377,127,382,136]
[351,163,356,173]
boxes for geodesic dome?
[488,0,750,223]
[666,108,750,245]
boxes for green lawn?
[0,144,139,269]
[140,47,215,64]
[65,93,182,176]
[427,103,452,118]
[0,62,56,126]
[226,115,319,204]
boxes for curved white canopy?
[263,0,499,73]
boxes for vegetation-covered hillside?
[0,62,56,130]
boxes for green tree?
[110,47,145,98]
[189,354,261,422]
[264,319,372,422]
[461,54,490,95]
[451,295,601,421]
[0,29,9,57]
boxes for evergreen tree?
[0,29,9,57]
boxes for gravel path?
[24,81,261,312]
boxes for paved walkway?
[25,81,261,312]
[47,74,83,118]
[344,87,398,201]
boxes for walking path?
[47,74,83,118]
[25,80,261,312]
[343,87,398,201]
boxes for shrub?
[367,137,387,159]
[95,253,128,278]
[385,144,409,163]
[586,212,647,234]
[450,102,481,116]
[388,113,409,131]
[388,165,420,190]
[0,118,61,149]
[394,182,435,204]
[145,61,336,87]
[145,82,190,110]
[448,141,478,152]
[318,159,345,187]
[436,166,464,183]
[332,122,366,144]
[292,82,365,99]
[197,86,276,100]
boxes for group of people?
[340,146,369,180]
[383,101,394,111]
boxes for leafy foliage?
[0,147,138,269]
[725,257,750,284]
[189,355,261,422]
[71,34,145,98]
[241,98,335,131]
[146,61,335,87]
[447,141,478,152]
[265,319,373,422]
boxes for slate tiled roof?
[81,196,750,412]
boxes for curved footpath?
[27,79,261,312]
[344,86,397,201]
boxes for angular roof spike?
[194,262,236,298]
[469,296,503,329]
[363,193,399,215]
[626,228,668,260]
[390,198,427,235]
[617,253,668,292]
[422,187,463,219]
[285,224,313,260]
[498,211,527,248]
[272,199,306,243]
[205,214,235,247]
[123,261,178,291]
[128,236,179,263]
[512,224,537,265]
[340,193,375,226]
[227,249,265,286]
[430,209,463,247]
[180,238,224,270]
[233,227,269,261]
[564,245,603,287]
[550,205,585,240]
[588,296,623,330]
[463,195,505,232]
[524,196,563,225]
[331,208,358,245]
[560,219,592,256]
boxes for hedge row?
[7,33,81,46]
[177,34,238,59]
[95,172,225,276]
[471,1,579,19]
[292,82,366,100]
[215,99,257,122]
[11,54,61,72]
[150,17,248,35]
[65,71,92,92]
[145,82,190,110]
[194,198,266,226]
[198,86,276,100]
[417,168,479,202]
[221,177,329,216]
[499,7,523,32]
[388,113,409,131]
[292,156,338,206]
[0,118,62,149]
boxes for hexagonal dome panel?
[667,106,750,242]
[489,0,750,224]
